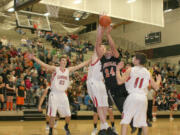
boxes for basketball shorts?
[47,92,71,117]
[86,79,108,107]
[120,93,148,127]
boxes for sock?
[111,122,115,127]
[100,122,108,130]
[65,123,69,130]
[6,102,9,110]
[94,123,97,129]
[49,127,53,134]
[10,102,13,110]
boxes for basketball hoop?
[46,4,60,18]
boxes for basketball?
[99,15,111,27]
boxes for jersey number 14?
[105,67,115,78]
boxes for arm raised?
[28,53,56,72]
[69,59,91,73]
[106,26,119,58]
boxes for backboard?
[15,10,52,32]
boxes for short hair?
[135,53,147,65]
[60,55,67,61]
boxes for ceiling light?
[8,8,15,12]
[164,9,172,13]
[75,17,80,21]
[74,0,82,4]
[127,0,136,4]
[44,12,50,16]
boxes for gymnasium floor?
[0,119,179,135]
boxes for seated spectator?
[84,92,93,110]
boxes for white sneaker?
[170,117,174,121]
[54,121,58,128]
[153,117,156,122]
[91,128,98,135]
[46,124,49,130]
[112,127,118,134]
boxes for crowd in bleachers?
[0,34,180,113]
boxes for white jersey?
[50,67,70,93]
[125,66,150,95]
[87,59,104,81]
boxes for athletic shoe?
[64,126,71,135]
[147,122,152,127]
[91,128,98,135]
[170,117,174,121]
[131,127,137,134]
[137,131,142,135]
[106,127,118,135]
[112,127,118,134]
[153,117,156,122]
[54,121,58,128]
[46,125,49,130]
[98,129,107,135]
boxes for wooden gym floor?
[0,119,179,135]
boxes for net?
[46,4,60,18]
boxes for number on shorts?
[134,77,144,88]
[59,80,65,85]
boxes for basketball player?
[96,26,137,133]
[38,83,60,130]
[86,26,117,135]
[27,54,91,135]
[116,53,161,135]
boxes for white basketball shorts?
[120,93,148,127]
[86,79,108,107]
[47,92,71,117]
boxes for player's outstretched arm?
[38,87,49,112]
[116,61,131,85]
[69,59,91,73]
[150,74,161,91]
[95,25,104,58]
[27,53,56,72]
[106,26,119,58]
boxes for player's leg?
[121,124,128,135]
[108,96,117,134]
[120,95,137,135]
[91,106,98,135]
[142,127,148,135]
[112,94,136,134]
[49,116,56,135]
[54,113,59,128]
[47,93,58,135]
[59,94,71,135]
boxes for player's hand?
[38,106,42,112]
[156,74,162,82]
[117,61,124,70]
